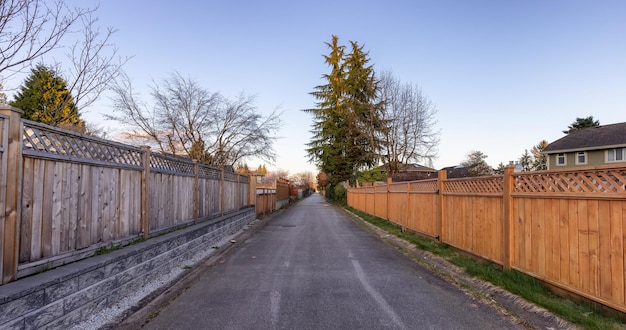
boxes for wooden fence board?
[533,198,545,276]
[69,163,79,251]
[547,199,559,281]
[578,200,590,294]
[77,165,89,249]
[599,200,612,300]
[558,198,570,285]
[609,201,624,305]
[588,200,600,296]
[19,158,33,262]
[41,160,54,258]
[51,162,63,256]
[568,199,580,288]
[28,159,45,261]
[91,167,102,246]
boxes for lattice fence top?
[198,164,221,179]
[22,120,143,168]
[408,179,438,193]
[224,171,241,182]
[444,176,503,194]
[388,183,407,192]
[150,153,194,175]
[514,167,626,194]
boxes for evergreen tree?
[563,116,599,134]
[11,65,84,129]
[343,41,385,172]
[495,162,506,174]
[519,149,533,172]
[461,150,493,177]
[532,140,548,170]
[304,35,384,189]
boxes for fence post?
[502,166,515,270]
[437,169,447,242]
[405,182,411,232]
[220,167,224,216]
[193,160,199,223]
[140,146,151,240]
[1,106,23,284]
[249,174,257,210]
[386,177,392,221]
[236,174,240,209]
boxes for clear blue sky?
[19,1,626,174]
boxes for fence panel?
[198,165,222,218]
[148,153,195,230]
[442,176,504,264]
[373,185,387,219]
[511,167,626,311]
[407,180,439,237]
[256,189,276,216]
[387,183,407,226]
[19,120,144,263]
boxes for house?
[441,164,470,178]
[383,163,438,181]
[542,122,626,170]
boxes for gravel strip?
[68,220,259,330]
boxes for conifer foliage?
[11,65,84,129]
[304,35,385,192]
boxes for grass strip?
[347,206,625,330]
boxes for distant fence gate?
[348,165,626,314]
[0,107,253,285]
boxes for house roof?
[398,163,437,172]
[378,163,437,172]
[441,164,471,178]
[543,122,626,154]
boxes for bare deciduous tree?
[61,12,130,111]
[109,72,282,166]
[290,171,315,189]
[378,71,439,176]
[0,0,90,78]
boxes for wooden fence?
[0,106,252,285]
[256,188,276,216]
[348,165,626,314]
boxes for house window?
[556,153,566,166]
[607,148,625,162]
[575,151,587,165]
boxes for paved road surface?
[142,194,523,329]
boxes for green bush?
[333,184,347,204]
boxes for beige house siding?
[548,149,626,169]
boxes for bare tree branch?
[109,73,282,166]
[62,11,131,111]
[0,0,92,78]
[378,71,440,175]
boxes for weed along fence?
[0,106,253,285]
[348,165,626,314]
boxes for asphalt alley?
[140,193,524,329]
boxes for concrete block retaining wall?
[0,208,256,329]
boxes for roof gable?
[543,122,626,153]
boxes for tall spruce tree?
[304,36,384,191]
[11,64,84,129]
[343,41,385,172]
